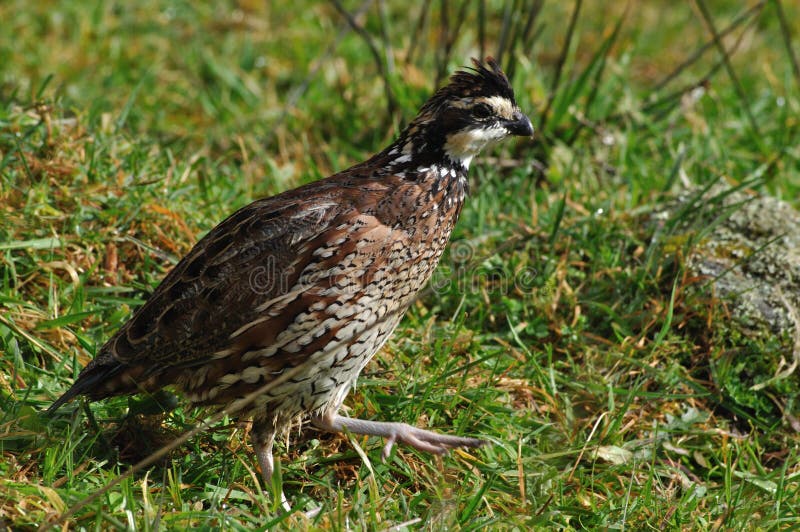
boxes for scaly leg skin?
[310,411,486,461]
[251,422,290,512]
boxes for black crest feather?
[418,57,515,116]
[454,57,515,101]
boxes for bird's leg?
[252,430,276,485]
[310,411,485,461]
[251,420,290,511]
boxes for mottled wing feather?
[48,184,354,408]
[49,173,425,410]
[115,205,337,365]
[180,214,411,407]
[108,197,339,365]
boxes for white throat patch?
[443,124,507,168]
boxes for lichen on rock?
[676,184,800,335]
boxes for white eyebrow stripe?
[477,95,516,120]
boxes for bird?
[48,57,533,493]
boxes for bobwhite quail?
[49,57,533,490]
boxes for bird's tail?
[46,357,126,414]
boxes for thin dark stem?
[496,0,515,65]
[406,2,432,65]
[267,0,375,149]
[377,0,395,77]
[478,0,486,60]
[571,8,761,142]
[648,10,758,124]
[506,0,544,82]
[564,2,629,146]
[653,1,765,93]
[693,0,762,142]
[771,0,800,90]
[450,1,472,64]
[330,0,398,118]
[435,0,449,87]
[436,0,470,87]
[539,0,582,133]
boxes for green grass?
[2,0,800,529]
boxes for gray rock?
[665,185,800,335]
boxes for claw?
[381,434,397,461]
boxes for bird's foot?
[310,413,485,461]
[377,423,485,461]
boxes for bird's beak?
[506,110,534,137]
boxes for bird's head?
[397,57,533,170]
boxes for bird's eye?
[472,103,492,119]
